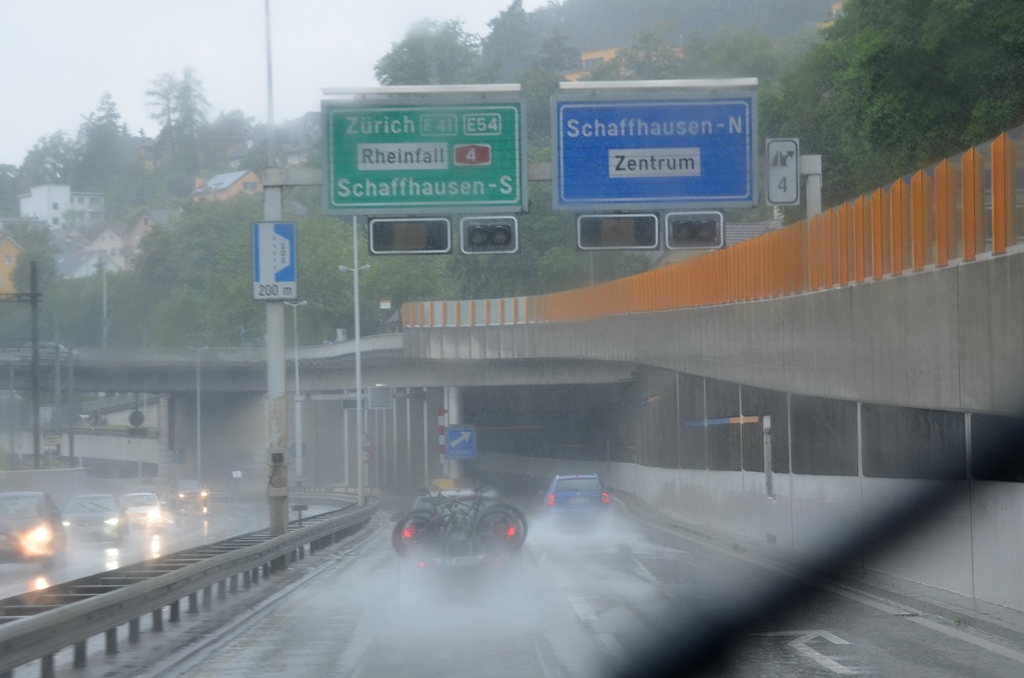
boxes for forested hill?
[528,0,836,51]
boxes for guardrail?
[0,496,377,677]
[403,125,1023,326]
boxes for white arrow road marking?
[755,630,853,674]
[451,431,472,446]
[789,632,854,675]
[622,505,1024,668]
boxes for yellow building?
[818,1,845,28]
[191,170,262,202]
[0,234,24,294]
[564,48,622,81]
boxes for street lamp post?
[340,233,370,506]
[285,300,307,487]
[97,259,109,351]
[195,348,201,483]
[195,346,207,483]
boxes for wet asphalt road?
[134,503,1024,678]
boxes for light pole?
[97,259,109,350]
[284,300,307,486]
[195,346,206,483]
[340,246,370,506]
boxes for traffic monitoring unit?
[323,98,525,215]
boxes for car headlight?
[104,517,119,526]
[18,525,54,556]
[61,520,71,527]
[178,493,185,498]
[147,508,161,522]
[200,490,208,497]
[25,525,52,546]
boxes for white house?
[83,226,127,271]
[19,185,105,229]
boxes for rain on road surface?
[136,503,1024,678]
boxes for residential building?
[191,170,262,202]
[122,209,174,270]
[55,249,122,280]
[84,226,127,271]
[564,48,621,81]
[18,185,105,229]
[0,234,24,294]
[278,112,321,166]
[818,1,845,28]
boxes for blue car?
[542,474,611,526]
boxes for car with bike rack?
[390,485,528,570]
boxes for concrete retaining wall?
[406,251,1024,415]
[0,468,91,505]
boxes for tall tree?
[374,20,488,85]
[586,27,686,81]
[19,132,79,188]
[0,164,19,217]
[768,0,1024,205]
[481,0,535,81]
[146,69,210,175]
[75,92,135,192]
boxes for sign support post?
[801,154,822,219]
[262,169,288,538]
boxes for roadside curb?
[609,488,1024,650]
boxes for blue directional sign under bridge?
[446,426,477,460]
[554,87,757,210]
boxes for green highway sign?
[323,101,525,215]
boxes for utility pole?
[0,261,41,467]
[30,262,40,469]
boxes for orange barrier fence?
[403,127,1023,328]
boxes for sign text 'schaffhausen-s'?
[323,102,524,214]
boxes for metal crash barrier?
[0,496,377,677]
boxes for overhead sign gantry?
[553,79,757,211]
[322,85,526,216]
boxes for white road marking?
[789,633,855,675]
[597,632,627,668]
[615,497,1024,666]
[755,630,854,675]
[568,595,599,621]
[817,582,1024,665]
[566,593,626,669]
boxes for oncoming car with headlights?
[119,492,168,530]
[0,492,67,566]
[174,479,209,514]
[62,494,129,543]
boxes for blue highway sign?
[252,222,297,300]
[446,426,477,460]
[554,93,757,210]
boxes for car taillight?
[505,525,516,538]
[546,493,555,506]
[601,491,610,503]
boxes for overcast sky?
[0,0,548,166]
